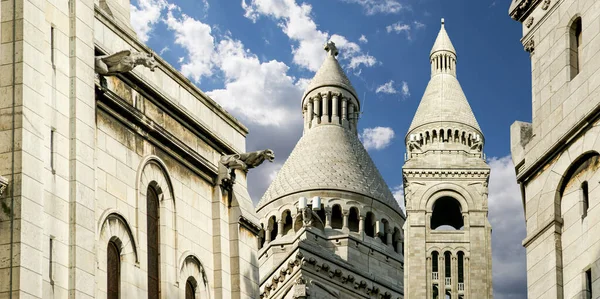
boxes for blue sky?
[130,0,529,298]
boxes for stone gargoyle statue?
[218,149,275,190]
[95,50,157,76]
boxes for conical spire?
[430,18,456,56]
[301,42,361,134]
[406,19,483,152]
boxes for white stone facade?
[509,0,600,299]
[0,1,260,298]
[403,21,493,299]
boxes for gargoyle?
[0,175,7,196]
[407,139,422,153]
[470,138,482,151]
[218,149,275,191]
[95,50,157,76]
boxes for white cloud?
[165,9,216,83]
[487,156,527,298]
[360,127,395,150]
[242,0,377,73]
[386,22,411,35]
[359,34,368,43]
[376,80,397,94]
[413,21,426,29]
[392,185,405,213]
[341,0,404,15]
[159,46,169,55]
[130,0,168,42]
[401,81,410,98]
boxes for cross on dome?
[324,41,339,57]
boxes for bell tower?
[402,19,493,299]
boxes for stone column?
[322,93,329,124]
[358,215,364,235]
[313,96,321,126]
[386,229,393,246]
[348,104,355,132]
[265,227,272,244]
[452,255,458,297]
[307,99,314,129]
[278,220,284,237]
[440,255,445,286]
[341,97,348,128]
[331,93,339,124]
[325,209,332,229]
[342,211,349,233]
[426,256,432,298]
[465,257,470,298]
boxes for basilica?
[1,0,597,298]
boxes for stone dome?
[430,19,456,56]
[256,125,400,212]
[302,45,358,101]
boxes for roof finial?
[324,41,339,57]
[441,18,445,26]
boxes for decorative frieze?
[403,169,490,178]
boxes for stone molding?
[239,215,262,236]
[509,0,541,22]
[403,169,490,178]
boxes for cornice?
[509,0,542,22]
[403,169,490,179]
[94,5,249,136]
[239,215,261,236]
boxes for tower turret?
[256,42,405,299]
[403,20,493,299]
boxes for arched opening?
[447,129,452,142]
[454,130,459,143]
[348,207,359,232]
[147,186,160,299]
[331,205,343,229]
[458,251,465,288]
[185,277,196,299]
[432,251,439,277]
[365,212,375,237]
[444,251,452,284]
[380,219,389,244]
[392,227,401,253]
[268,216,278,241]
[432,130,438,142]
[569,17,582,79]
[433,285,439,299]
[440,129,445,142]
[582,181,589,218]
[282,210,293,235]
[107,240,120,299]
[316,204,326,225]
[259,224,265,249]
[431,197,464,230]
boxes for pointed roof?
[256,125,401,212]
[430,18,456,56]
[303,42,358,100]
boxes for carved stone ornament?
[95,50,157,76]
[0,175,7,196]
[542,0,551,10]
[526,16,534,28]
[524,38,535,54]
[218,149,275,189]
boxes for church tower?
[402,20,493,299]
[255,42,406,299]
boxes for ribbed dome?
[256,125,400,211]
[302,45,358,100]
[408,74,481,133]
[430,19,456,56]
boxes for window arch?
[185,277,196,299]
[569,17,582,79]
[365,212,375,237]
[432,251,439,274]
[444,251,452,279]
[431,196,464,230]
[331,205,343,229]
[348,207,359,232]
[282,210,293,235]
[458,251,465,284]
[147,186,160,299]
[107,240,120,299]
[558,152,600,219]
[268,216,278,241]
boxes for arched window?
[268,216,278,241]
[348,207,359,232]
[431,197,464,230]
[259,224,265,249]
[380,219,389,244]
[316,204,326,225]
[147,186,160,299]
[458,251,465,284]
[282,210,293,235]
[331,205,343,229]
[432,285,439,299]
[432,251,439,274]
[392,227,401,253]
[365,212,375,237]
[582,181,589,218]
[107,240,120,299]
[444,251,452,280]
[186,277,196,299]
[570,17,582,79]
